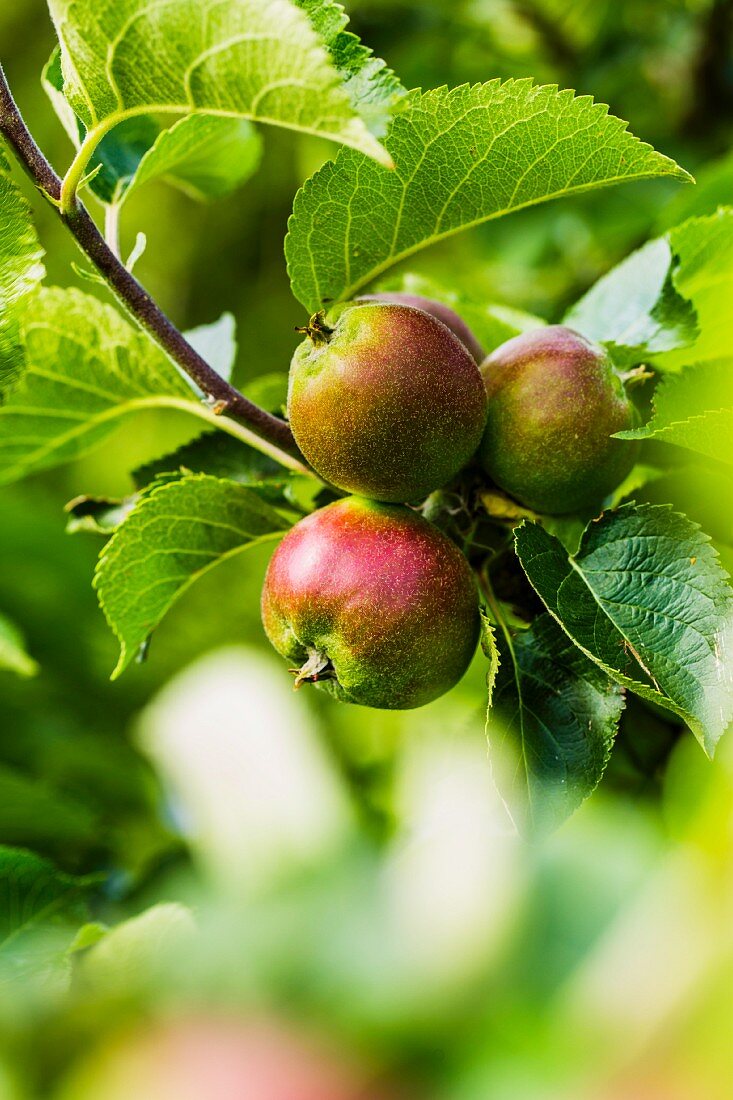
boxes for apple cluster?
[261,295,638,710]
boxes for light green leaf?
[0,613,38,678]
[42,47,80,145]
[0,288,279,486]
[489,613,624,835]
[0,846,97,952]
[47,0,391,165]
[286,80,691,313]
[0,151,45,393]
[243,371,289,415]
[515,505,733,755]
[563,236,698,363]
[66,922,108,956]
[296,0,405,137]
[95,473,291,677]
[44,46,266,207]
[77,903,195,993]
[616,358,733,466]
[183,312,237,385]
[123,114,262,203]
[656,209,733,369]
[480,607,500,707]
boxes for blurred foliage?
[1,0,733,1096]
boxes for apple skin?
[58,1016,378,1100]
[357,292,485,363]
[261,497,480,710]
[478,326,639,515]
[287,303,487,503]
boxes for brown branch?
[0,63,305,465]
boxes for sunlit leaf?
[287,81,691,313]
[0,151,45,393]
[95,474,290,677]
[48,0,391,164]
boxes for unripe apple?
[287,303,487,503]
[357,292,485,363]
[478,326,639,514]
[261,497,480,709]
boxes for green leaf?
[131,430,281,489]
[76,903,195,993]
[47,0,391,165]
[183,312,237,387]
[41,46,80,145]
[44,46,264,207]
[243,371,289,415]
[480,607,500,706]
[122,114,262,204]
[65,494,136,535]
[515,505,733,755]
[0,767,99,857]
[133,430,321,513]
[0,150,45,393]
[296,0,405,137]
[0,846,98,971]
[656,209,733,369]
[489,613,624,834]
[0,613,38,677]
[66,922,108,957]
[286,81,691,313]
[0,288,274,486]
[616,358,733,466]
[95,473,291,677]
[563,236,698,363]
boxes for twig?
[0,63,307,469]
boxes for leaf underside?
[47,0,391,164]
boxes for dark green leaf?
[131,431,282,490]
[65,495,136,535]
[515,505,733,755]
[296,0,406,137]
[0,846,97,945]
[489,613,624,834]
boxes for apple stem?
[295,311,334,347]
